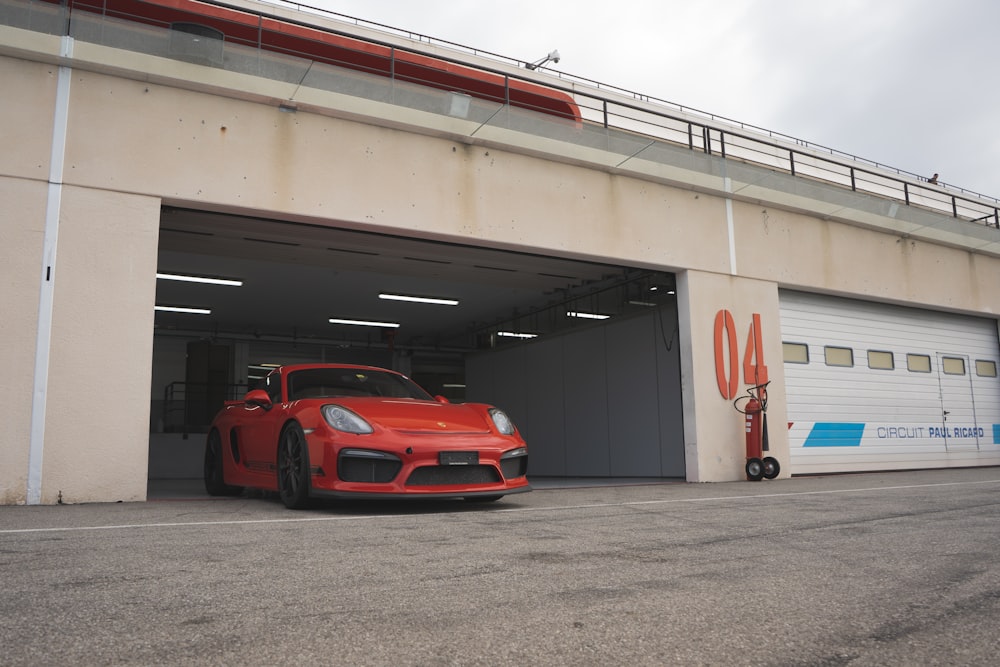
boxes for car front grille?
[405,465,501,487]
[500,456,528,479]
[338,452,402,483]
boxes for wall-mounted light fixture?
[447,92,472,118]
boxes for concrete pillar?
[677,269,789,482]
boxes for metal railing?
[3,0,998,228]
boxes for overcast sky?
[279,0,1000,198]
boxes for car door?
[238,370,285,476]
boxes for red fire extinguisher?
[736,382,780,481]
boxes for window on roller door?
[976,360,997,377]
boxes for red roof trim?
[57,0,581,119]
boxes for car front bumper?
[304,432,531,498]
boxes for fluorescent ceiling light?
[566,311,610,320]
[497,331,538,339]
[628,300,657,307]
[155,305,211,315]
[156,272,243,287]
[329,318,400,329]
[443,383,466,388]
[379,293,459,306]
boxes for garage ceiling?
[155,207,674,351]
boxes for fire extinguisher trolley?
[734,381,780,481]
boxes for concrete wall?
[731,195,1000,314]
[1,54,57,504]
[677,271,788,482]
[40,187,159,503]
[0,177,46,504]
[3,19,1000,501]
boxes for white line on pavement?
[2,478,998,535]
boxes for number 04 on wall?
[714,310,768,400]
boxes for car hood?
[334,398,494,434]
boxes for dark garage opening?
[149,207,684,481]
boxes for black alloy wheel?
[277,422,312,509]
[762,456,781,480]
[745,457,765,482]
[204,429,243,496]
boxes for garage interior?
[150,206,685,480]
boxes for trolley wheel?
[762,456,780,480]
[745,457,764,481]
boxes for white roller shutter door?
[780,291,1000,474]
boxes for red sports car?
[204,363,530,508]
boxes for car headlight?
[500,447,527,459]
[322,404,373,434]
[488,408,516,435]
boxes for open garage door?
[149,207,684,480]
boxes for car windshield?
[286,368,434,401]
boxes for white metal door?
[936,353,980,451]
[780,291,1000,474]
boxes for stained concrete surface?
[2,468,999,666]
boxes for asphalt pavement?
[2,467,1000,666]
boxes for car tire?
[277,422,312,509]
[204,429,243,496]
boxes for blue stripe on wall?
[993,424,1000,445]
[803,422,865,447]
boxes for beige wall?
[0,56,56,180]
[0,177,46,504]
[39,186,159,503]
[731,199,1000,316]
[45,64,998,322]
[0,53,56,504]
[3,25,1000,500]
[56,67,731,275]
[677,271,789,482]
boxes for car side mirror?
[435,395,450,404]
[244,389,273,410]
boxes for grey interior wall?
[653,306,686,477]
[606,315,661,475]
[563,327,611,475]
[524,339,566,472]
[466,305,685,477]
